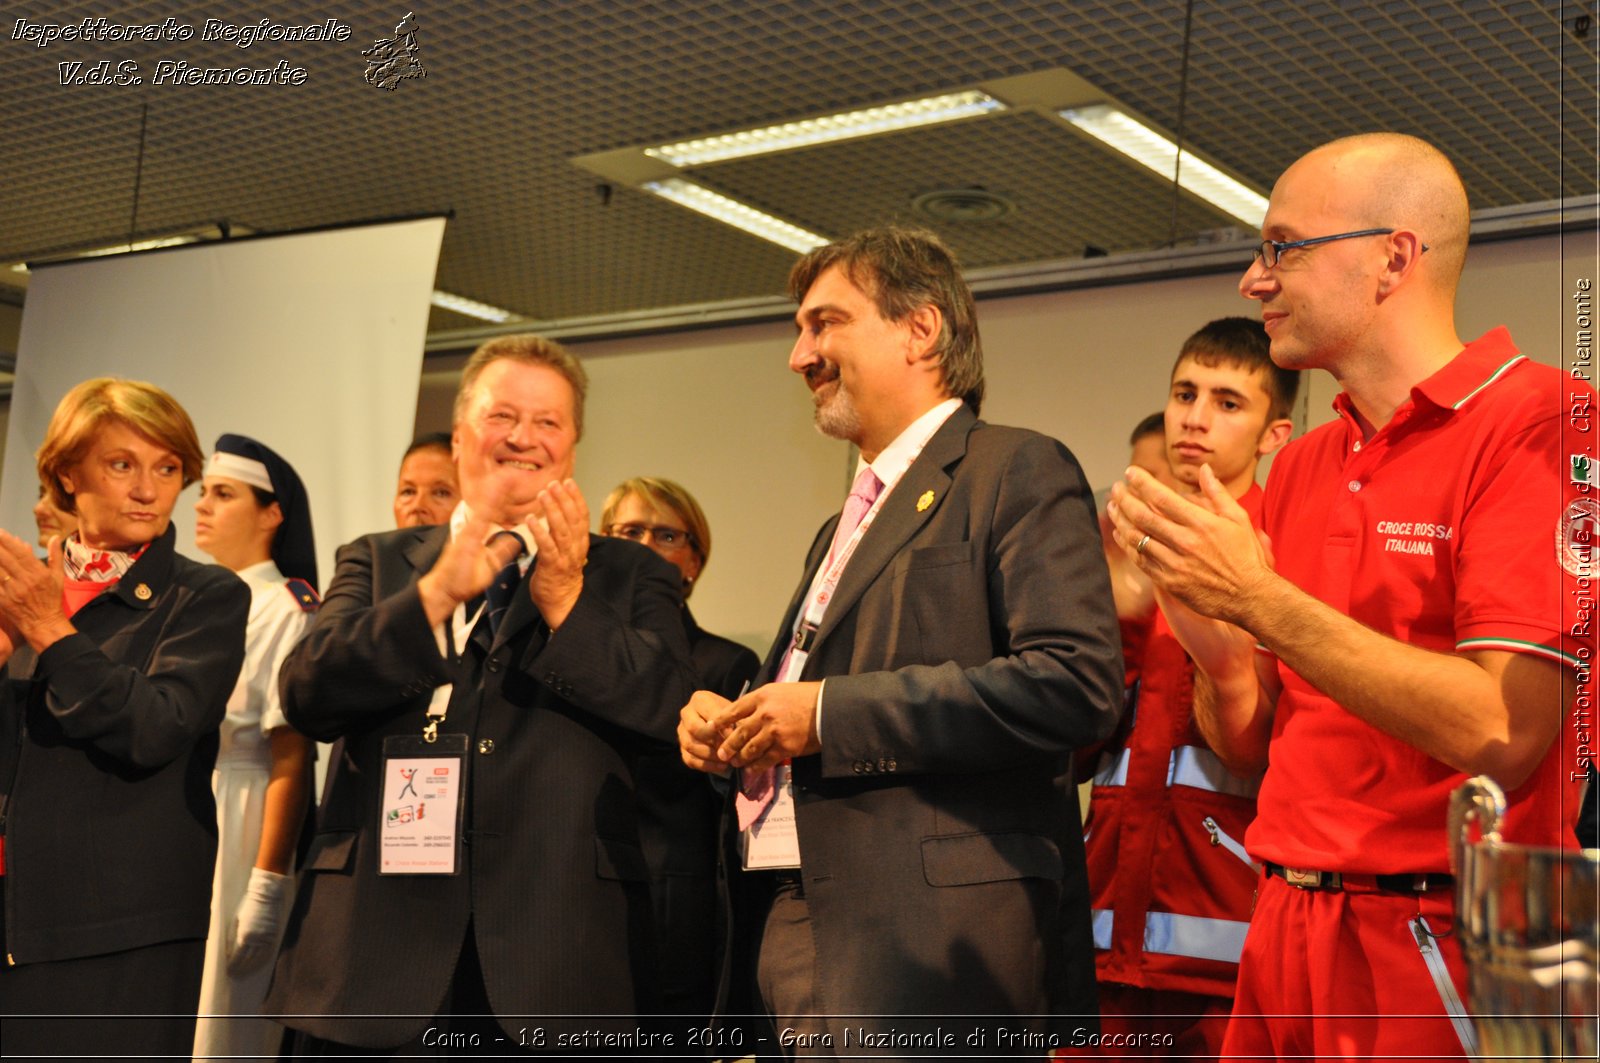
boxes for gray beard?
[812,380,860,442]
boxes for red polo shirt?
[1252,327,1589,872]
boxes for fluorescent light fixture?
[431,290,520,323]
[642,178,828,253]
[1059,104,1268,228]
[10,234,204,274]
[646,91,1004,167]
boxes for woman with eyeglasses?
[601,476,758,698]
[599,476,758,1026]
[0,379,250,1059]
[191,433,319,1061]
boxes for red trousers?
[1098,983,1231,1059]
[1223,874,1472,1061]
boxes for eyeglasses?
[604,522,697,551]
[1254,228,1421,269]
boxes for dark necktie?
[482,531,528,638]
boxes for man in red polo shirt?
[1109,133,1589,1058]
[1086,317,1297,1056]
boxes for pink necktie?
[736,467,883,831]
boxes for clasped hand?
[417,479,589,629]
[678,683,821,775]
[0,529,72,660]
[1106,464,1273,624]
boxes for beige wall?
[407,231,1580,656]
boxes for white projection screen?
[1,216,447,587]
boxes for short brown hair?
[402,431,453,465]
[453,334,590,439]
[36,378,204,512]
[1175,317,1300,422]
[788,226,984,414]
[1129,412,1165,446]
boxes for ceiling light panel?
[645,91,1005,167]
[642,178,829,254]
[707,111,1234,265]
[430,290,520,323]
[1060,104,1268,228]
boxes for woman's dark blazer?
[1,524,250,963]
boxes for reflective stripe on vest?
[1093,745,1260,799]
[1168,745,1260,799]
[1143,911,1249,964]
[1092,749,1131,788]
[1090,909,1247,964]
[1091,908,1114,950]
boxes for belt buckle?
[1282,866,1340,890]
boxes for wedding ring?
[1135,534,1151,554]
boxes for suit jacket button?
[477,739,495,755]
[486,657,501,673]
[852,760,863,773]
[877,757,888,772]
[887,758,898,772]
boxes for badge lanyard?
[781,410,949,683]
[377,591,482,875]
[744,406,954,872]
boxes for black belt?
[1266,862,1454,894]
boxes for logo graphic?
[1558,498,1599,578]
[362,12,425,90]
[398,766,418,799]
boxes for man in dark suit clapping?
[268,335,696,1053]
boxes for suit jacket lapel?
[811,405,974,649]
[403,525,448,580]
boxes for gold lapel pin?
[916,490,935,512]
[133,583,153,601]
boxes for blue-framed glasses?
[1254,228,1422,269]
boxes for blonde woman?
[0,379,249,1058]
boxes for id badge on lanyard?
[379,733,468,874]
[742,762,801,869]
[377,608,474,875]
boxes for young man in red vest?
[1086,317,1297,1055]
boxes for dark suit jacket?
[736,406,1122,1040]
[0,525,249,965]
[264,527,695,1047]
[686,609,760,702]
[635,608,760,1022]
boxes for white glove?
[226,866,291,976]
